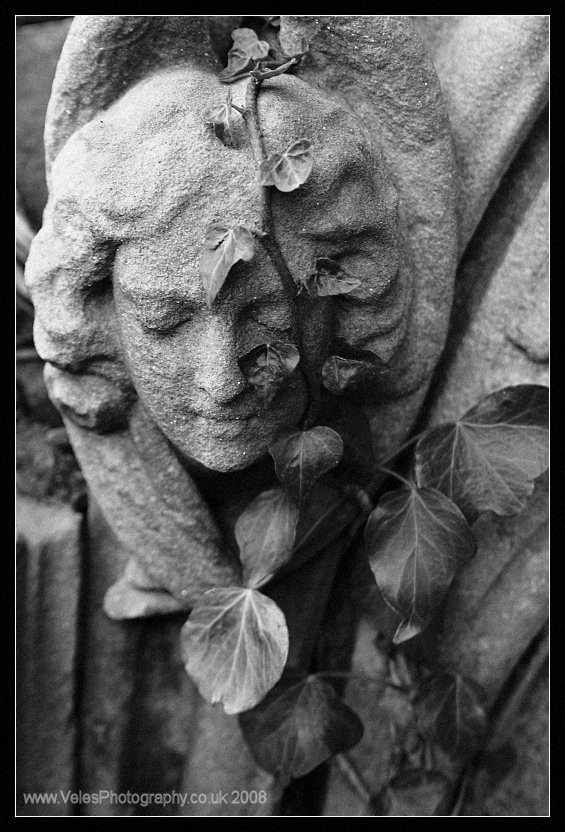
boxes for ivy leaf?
[239,669,364,781]
[202,88,235,146]
[259,139,313,192]
[219,28,270,80]
[231,28,270,60]
[374,770,451,816]
[219,46,254,80]
[199,223,254,308]
[364,486,475,644]
[235,488,299,589]
[269,425,344,505]
[181,587,288,715]
[239,341,300,403]
[415,673,488,759]
[306,257,361,297]
[415,385,549,522]
[321,355,374,395]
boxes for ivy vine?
[179,24,549,804]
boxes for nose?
[191,312,247,406]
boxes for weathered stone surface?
[413,15,548,252]
[63,407,240,610]
[43,16,219,178]
[16,497,82,815]
[178,703,277,816]
[118,616,200,817]
[425,109,548,419]
[77,500,200,816]
[464,667,548,816]
[415,473,548,705]
[74,498,137,815]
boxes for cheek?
[117,314,191,408]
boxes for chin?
[164,414,276,474]
[191,444,268,473]
[151,388,308,474]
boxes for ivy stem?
[335,753,372,805]
[365,430,425,500]
[249,55,302,80]
[243,76,320,429]
[244,77,264,166]
[379,430,425,468]
[376,466,414,490]
[221,52,307,85]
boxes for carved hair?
[26,201,134,432]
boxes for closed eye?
[134,302,195,334]
[241,299,294,333]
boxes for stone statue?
[19,15,548,816]
[26,15,457,617]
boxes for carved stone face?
[109,73,403,472]
[27,66,410,473]
[114,229,310,472]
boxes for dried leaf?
[269,425,344,505]
[240,341,300,403]
[239,669,363,781]
[364,486,475,643]
[307,257,361,296]
[235,488,299,588]
[415,673,488,759]
[376,770,451,816]
[259,139,313,192]
[181,587,288,715]
[415,385,549,522]
[200,223,254,308]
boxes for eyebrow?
[116,281,290,310]
[116,284,202,307]
[303,218,383,243]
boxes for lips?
[190,409,259,423]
